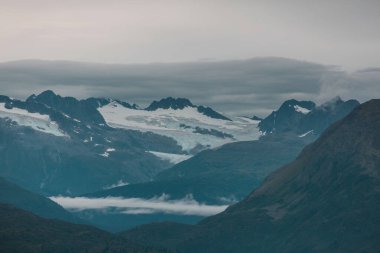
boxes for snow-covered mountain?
[0,91,260,196]
[0,91,360,200]
[0,90,362,233]
[98,97,261,153]
[0,92,183,195]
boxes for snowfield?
[98,101,261,152]
[0,103,66,137]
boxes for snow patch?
[294,105,311,114]
[99,148,116,158]
[103,180,129,189]
[99,152,109,157]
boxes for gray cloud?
[318,68,380,103]
[0,58,379,117]
[0,58,338,117]
[50,195,228,216]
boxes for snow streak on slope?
[299,130,314,138]
[147,151,192,164]
[0,103,66,137]
[98,102,261,152]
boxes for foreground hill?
[0,204,171,253]
[122,99,380,253]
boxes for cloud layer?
[1,58,379,117]
[0,58,338,117]
[50,195,228,216]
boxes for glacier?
[98,101,261,152]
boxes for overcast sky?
[0,0,379,70]
[0,0,379,116]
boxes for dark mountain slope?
[0,204,171,253]
[0,177,77,223]
[83,135,314,233]
[88,135,313,204]
[82,136,306,232]
[122,99,380,253]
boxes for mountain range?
[0,90,378,252]
[79,97,358,231]
[0,90,257,195]
[122,99,380,253]
[0,90,360,232]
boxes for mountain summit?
[259,97,359,135]
[146,97,231,121]
[146,97,194,111]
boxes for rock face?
[122,99,380,253]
